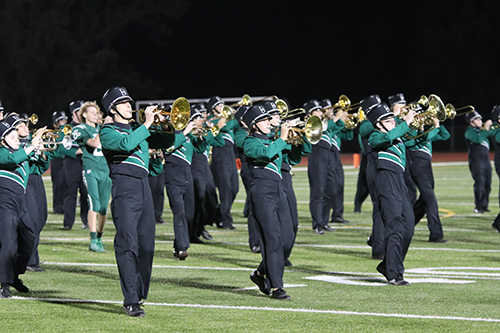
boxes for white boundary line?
[10,296,500,322]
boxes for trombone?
[132,97,190,133]
[228,94,253,107]
[322,95,360,114]
[444,104,475,120]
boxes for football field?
[3,162,500,332]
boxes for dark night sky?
[2,0,500,151]
[117,0,500,151]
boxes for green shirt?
[72,123,109,173]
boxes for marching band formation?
[0,87,498,316]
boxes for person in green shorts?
[71,101,111,252]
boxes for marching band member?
[321,99,353,225]
[305,99,346,235]
[62,101,89,230]
[490,105,500,210]
[367,103,424,285]
[0,120,45,298]
[72,101,111,252]
[191,103,225,241]
[409,117,450,243]
[4,113,50,272]
[359,95,385,259]
[100,86,175,317]
[207,96,240,230]
[465,111,493,214]
[148,147,166,225]
[388,93,417,203]
[490,107,500,231]
[50,111,68,215]
[243,105,294,300]
[266,101,312,266]
[234,105,259,251]
[163,106,218,256]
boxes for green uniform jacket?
[100,121,174,179]
[243,133,291,180]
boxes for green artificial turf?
[3,162,500,332]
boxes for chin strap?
[112,105,132,121]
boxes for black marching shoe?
[323,225,336,232]
[330,217,350,224]
[429,237,447,243]
[376,261,388,280]
[223,225,236,230]
[388,277,411,286]
[11,277,29,293]
[272,288,291,300]
[123,303,145,317]
[315,227,324,235]
[201,229,212,240]
[250,270,271,295]
[284,259,293,267]
[1,285,11,298]
[26,264,45,272]
[251,246,261,253]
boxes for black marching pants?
[354,152,369,212]
[324,149,345,222]
[308,145,332,229]
[0,189,36,284]
[252,178,294,288]
[164,161,194,251]
[376,170,414,281]
[26,175,48,266]
[282,170,298,260]
[210,143,239,228]
[411,155,444,240]
[367,154,385,258]
[63,156,88,229]
[50,158,64,214]
[148,169,165,224]
[469,156,492,212]
[111,175,156,305]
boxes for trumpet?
[344,108,365,129]
[38,124,73,151]
[191,125,220,137]
[132,97,190,133]
[400,95,429,116]
[276,115,322,146]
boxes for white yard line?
[10,296,500,322]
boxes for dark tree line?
[0,0,188,124]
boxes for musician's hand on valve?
[143,105,159,129]
[280,122,291,141]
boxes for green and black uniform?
[100,120,174,306]
[369,121,423,282]
[243,132,293,289]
